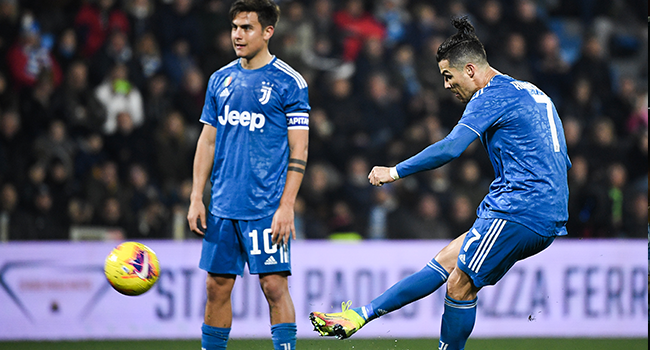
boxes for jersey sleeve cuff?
[390,167,400,180]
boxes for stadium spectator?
[374,0,411,49]
[340,155,374,238]
[453,159,487,210]
[23,184,68,240]
[353,36,387,97]
[154,0,203,57]
[600,163,631,237]
[491,32,533,82]
[134,32,163,81]
[272,0,314,75]
[136,198,171,238]
[625,190,649,238]
[566,155,593,237]
[562,117,585,157]
[199,0,231,53]
[45,157,77,221]
[447,193,475,235]
[509,0,549,59]
[104,111,151,179]
[67,197,95,227]
[142,72,173,130]
[391,44,422,100]
[83,160,128,217]
[333,0,385,62]
[74,0,130,58]
[408,3,445,52]
[322,78,363,164]
[94,195,132,238]
[0,182,20,240]
[625,130,648,183]
[173,66,205,126]
[90,29,143,89]
[0,71,17,111]
[94,63,145,135]
[162,38,197,87]
[532,31,571,108]
[563,77,601,123]
[586,117,621,176]
[18,71,58,137]
[367,186,396,239]
[53,28,79,73]
[360,71,405,157]
[200,29,236,79]
[416,35,447,97]
[123,163,170,239]
[52,60,106,138]
[32,119,77,177]
[74,132,108,181]
[125,0,156,43]
[299,162,340,238]
[0,0,20,72]
[153,110,194,193]
[570,35,613,103]
[0,109,29,185]
[470,0,508,55]
[6,15,63,91]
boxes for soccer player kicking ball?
[188,1,309,349]
[310,16,570,350]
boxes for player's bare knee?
[446,270,477,301]
[206,274,234,303]
[259,274,288,302]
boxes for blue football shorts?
[456,218,555,288]
[199,212,291,276]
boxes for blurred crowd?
[0,0,647,241]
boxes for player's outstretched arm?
[187,124,217,236]
[368,125,477,187]
[271,128,308,245]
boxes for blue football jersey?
[200,57,310,220]
[459,75,571,237]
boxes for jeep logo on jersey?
[259,82,273,105]
[218,105,265,131]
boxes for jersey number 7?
[533,94,561,153]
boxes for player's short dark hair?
[229,0,280,29]
[436,16,487,68]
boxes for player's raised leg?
[202,273,236,350]
[260,272,297,350]
[310,233,466,339]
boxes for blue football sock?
[271,323,297,350]
[201,323,230,350]
[355,259,449,322]
[438,295,478,350]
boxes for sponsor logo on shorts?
[264,256,277,265]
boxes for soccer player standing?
[187,1,309,349]
[310,17,570,350]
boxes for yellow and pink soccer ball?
[104,241,160,296]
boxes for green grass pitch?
[0,338,647,350]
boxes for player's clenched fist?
[368,166,394,186]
